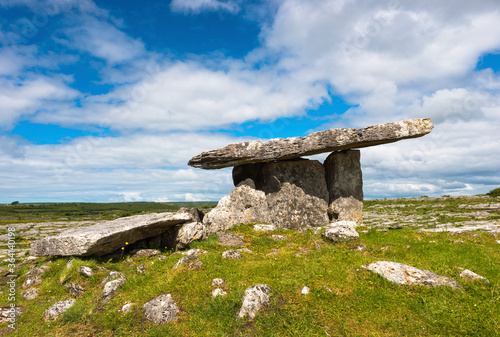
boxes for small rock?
[271,235,288,241]
[130,249,161,258]
[137,265,146,274]
[96,266,108,272]
[222,249,242,259]
[353,246,366,251]
[322,285,333,292]
[25,265,50,276]
[365,261,462,289]
[102,271,126,284]
[459,269,489,283]
[124,258,133,263]
[22,275,42,289]
[66,259,74,269]
[322,223,359,243]
[143,294,178,324]
[253,224,277,232]
[0,306,23,323]
[237,284,272,319]
[173,255,203,269]
[182,248,208,256]
[103,278,126,304]
[212,278,225,287]
[237,248,254,254]
[313,241,321,251]
[454,240,465,244]
[78,266,94,277]
[359,230,369,234]
[496,240,500,244]
[212,288,227,298]
[43,299,76,321]
[381,246,390,251]
[65,283,85,297]
[157,255,168,261]
[301,286,310,295]
[119,302,134,313]
[217,232,245,247]
[21,287,39,300]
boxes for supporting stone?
[324,150,363,225]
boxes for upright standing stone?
[324,150,363,224]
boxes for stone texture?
[173,255,203,269]
[460,269,489,283]
[30,212,192,257]
[0,306,23,324]
[43,299,76,321]
[222,249,242,259]
[322,221,360,242]
[237,284,272,319]
[212,278,225,287]
[189,118,434,169]
[325,150,363,224]
[103,278,126,304]
[78,266,94,277]
[102,271,125,284]
[21,287,39,300]
[65,283,85,297]
[212,288,227,298]
[301,286,310,295]
[137,265,146,274]
[143,294,178,324]
[22,275,42,289]
[120,302,134,313]
[366,261,462,289]
[130,249,161,258]
[253,224,277,232]
[216,232,245,247]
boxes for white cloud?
[170,0,240,14]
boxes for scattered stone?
[212,278,225,287]
[124,258,133,263]
[96,266,108,272]
[237,248,254,254]
[459,269,489,283]
[314,241,321,250]
[365,261,462,289]
[325,150,363,224]
[222,249,242,259]
[173,255,203,269]
[25,265,50,276]
[158,255,168,261]
[21,287,39,300]
[217,232,245,247]
[253,224,277,232]
[359,230,369,234]
[22,275,42,289]
[212,288,227,298]
[143,294,179,324]
[188,118,434,169]
[301,286,310,295]
[102,271,126,284]
[271,235,288,241]
[381,246,390,251]
[43,299,76,321]
[182,248,208,256]
[496,240,500,244]
[119,301,134,313]
[454,240,465,244]
[65,283,85,297]
[66,259,74,269]
[78,266,94,277]
[0,306,23,323]
[103,278,126,304]
[322,222,359,243]
[388,225,403,230]
[137,265,146,274]
[353,246,367,252]
[130,249,161,258]
[30,212,193,257]
[237,284,272,320]
[322,286,333,292]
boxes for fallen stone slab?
[30,212,192,257]
[237,284,272,319]
[365,261,461,289]
[188,118,433,169]
[143,294,179,324]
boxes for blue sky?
[1,0,500,203]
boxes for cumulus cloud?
[170,0,240,14]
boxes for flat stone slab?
[188,118,433,169]
[30,212,192,257]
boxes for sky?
[0,0,499,203]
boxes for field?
[0,196,499,336]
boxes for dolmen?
[189,118,433,230]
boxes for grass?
[0,197,499,336]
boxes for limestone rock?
[173,255,203,269]
[103,278,126,304]
[212,288,227,298]
[253,224,277,232]
[143,294,178,324]
[237,284,272,319]
[182,248,208,256]
[175,221,207,249]
[78,266,94,277]
[30,212,192,257]
[301,286,310,295]
[130,249,161,258]
[119,302,134,313]
[272,235,288,241]
[366,261,462,289]
[21,287,39,300]
[0,306,23,324]
[222,249,242,259]
[216,232,245,247]
[322,222,359,242]
[212,278,225,287]
[22,275,42,289]
[325,150,363,224]
[43,299,76,321]
[65,283,85,297]
[137,265,146,274]
[25,265,50,276]
[189,118,434,169]
[102,271,125,284]
[459,269,489,283]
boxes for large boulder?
[324,150,363,224]
[188,118,434,169]
[30,212,192,257]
